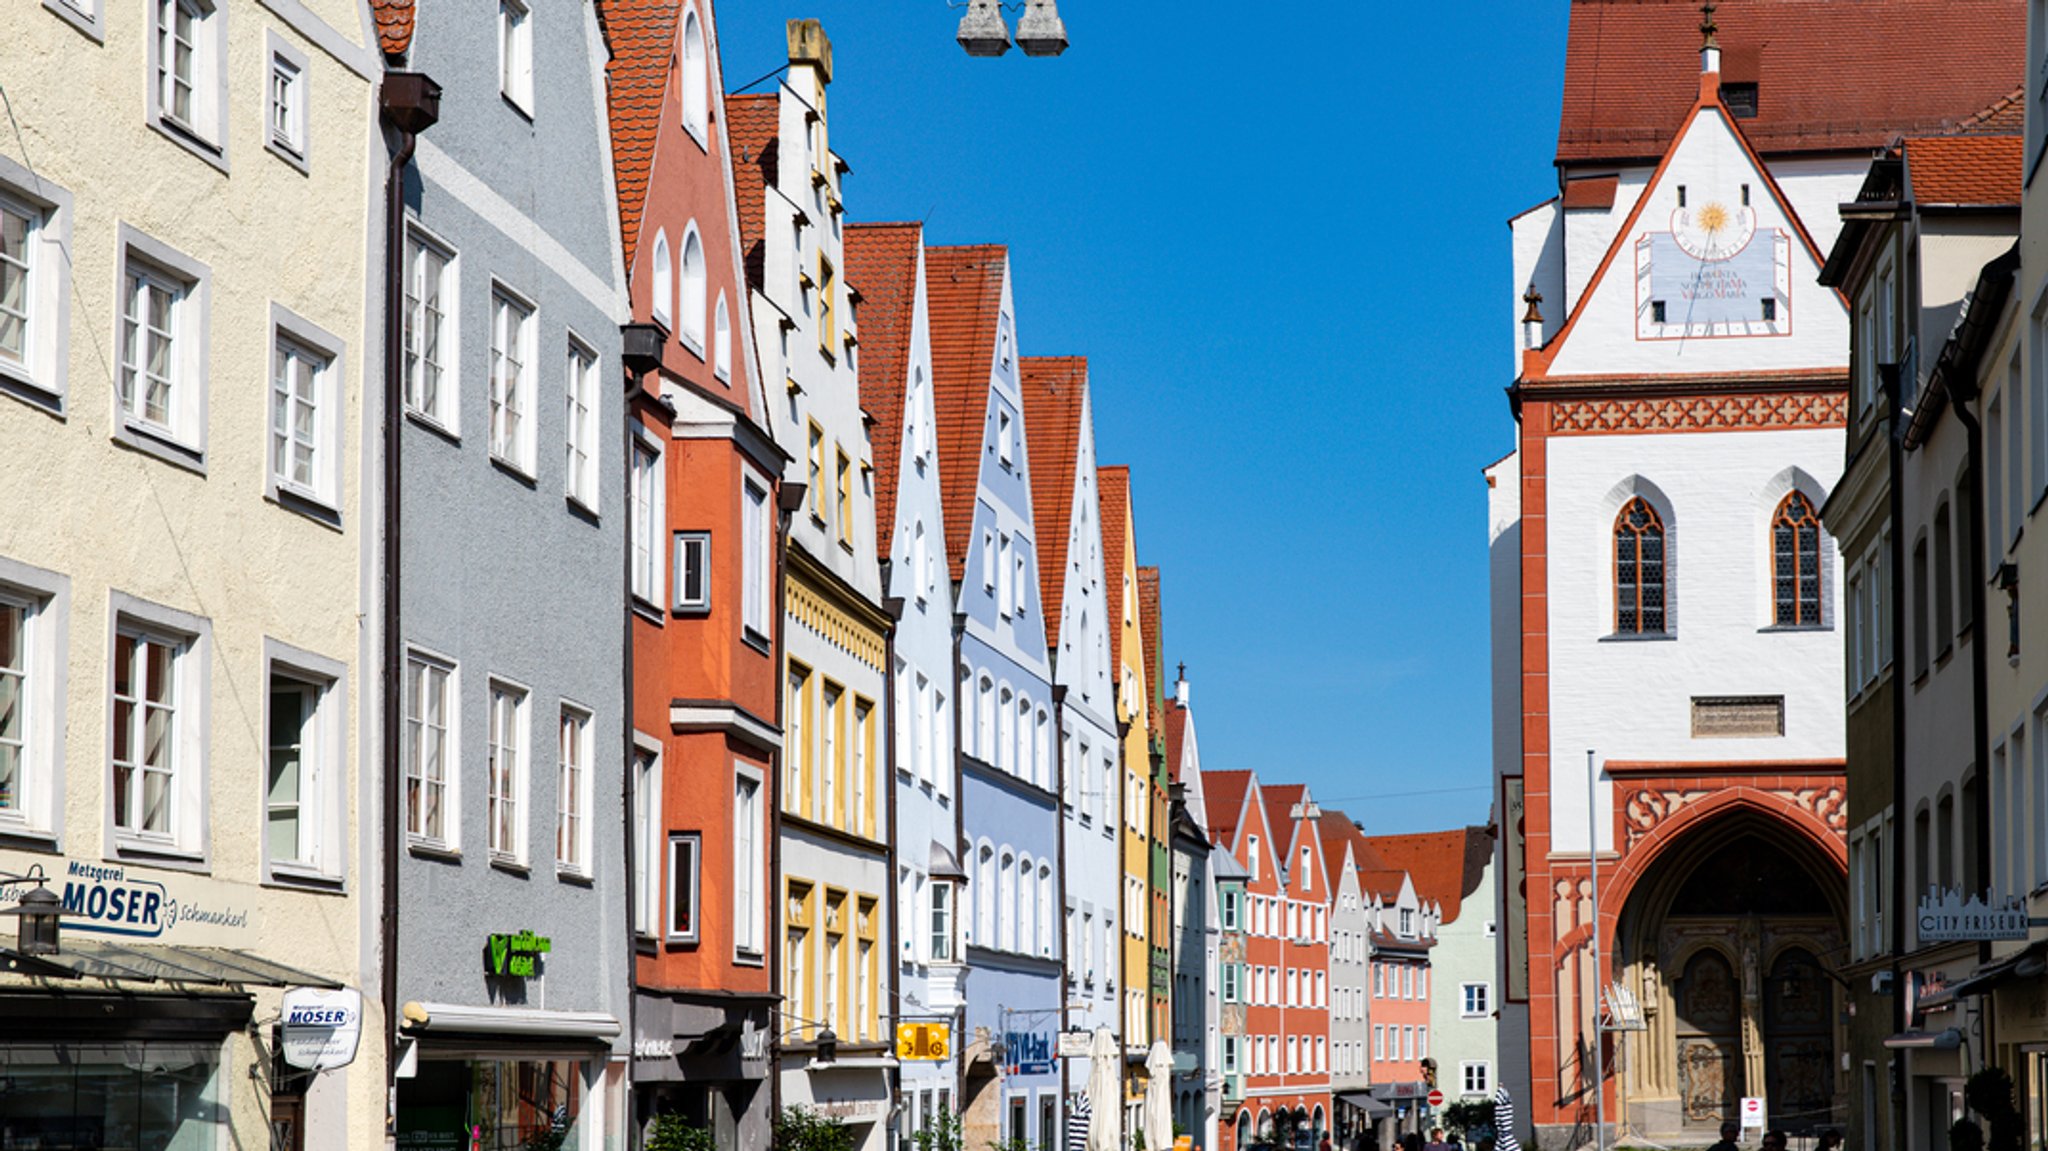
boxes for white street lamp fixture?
[1016,0,1069,56]
[956,0,1012,56]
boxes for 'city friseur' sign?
[487,930,552,977]
[1917,887,2029,942]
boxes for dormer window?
[1721,82,1758,119]
[1399,907,1415,937]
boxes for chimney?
[786,18,833,86]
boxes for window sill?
[43,0,104,41]
[632,597,665,626]
[0,825,61,855]
[671,602,711,618]
[501,91,534,122]
[149,116,229,175]
[1599,631,1674,643]
[407,839,462,863]
[265,136,310,176]
[1758,623,1831,634]
[734,949,765,967]
[489,855,531,877]
[263,865,347,894]
[680,333,706,362]
[0,363,64,418]
[490,454,538,487]
[742,627,772,656]
[109,839,209,874]
[567,493,601,525]
[635,935,658,956]
[112,419,206,476]
[665,934,700,949]
[405,407,462,445]
[267,483,343,531]
[556,866,594,887]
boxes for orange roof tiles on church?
[845,223,923,554]
[1100,465,1131,635]
[725,94,778,266]
[1556,0,2021,164]
[1163,699,1187,781]
[1139,566,1163,736]
[1019,357,1086,633]
[596,0,678,273]
[926,245,1008,580]
[369,0,414,55]
[1204,768,1253,846]
[1905,133,2023,207]
[1365,828,1492,925]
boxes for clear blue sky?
[715,1,1574,834]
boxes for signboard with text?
[281,986,363,1071]
[1917,888,2029,943]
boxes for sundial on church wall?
[1634,186,1792,341]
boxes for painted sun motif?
[1696,202,1730,233]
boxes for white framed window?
[667,832,701,943]
[743,473,771,640]
[263,640,345,883]
[632,740,661,936]
[0,558,68,840]
[631,436,664,605]
[265,32,309,170]
[998,533,1013,617]
[148,0,228,166]
[680,7,709,144]
[673,532,711,613]
[43,0,106,40]
[487,679,529,866]
[108,596,209,859]
[566,337,599,510]
[930,879,954,962]
[1462,1061,1491,1096]
[998,409,1013,466]
[1462,981,1491,1017]
[734,765,765,959]
[0,165,75,413]
[403,227,457,430]
[981,530,995,590]
[714,293,732,380]
[488,287,536,474]
[114,229,210,469]
[680,223,707,354]
[404,649,457,850]
[556,705,592,876]
[498,0,533,113]
[266,304,344,514]
[650,230,672,331]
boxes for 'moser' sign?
[282,986,364,1071]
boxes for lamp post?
[956,0,1069,58]
[1588,749,1605,1151]
[0,865,65,956]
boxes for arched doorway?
[1616,817,1845,1141]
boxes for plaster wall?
[1543,426,1847,852]
[1511,203,1563,375]
[1327,864,1370,1094]
[1561,168,1650,315]
[1428,860,1500,1102]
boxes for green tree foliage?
[1441,1099,1497,1141]
[645,1114,717,1151]
[776,1106,857,1151]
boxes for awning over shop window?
[1945,940,2048,1000]
[1,938,342,988]
[1337,1092,1394,1119]
[1883,1028,1962,1050]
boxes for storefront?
[631,990,774,1148]
[781,1055,896,1151]
[395,1001,624,1151]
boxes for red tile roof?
[1556,0,2023,164]
[845,223,923,553]
[1262,783,1306,867]
[1203,768,1253,847]
[925,245,1008,580]
[725,94,779,278]
[1099,465,1131,647]
[595,0,677,275]
[1956,85,2026,135]
[1560,174,1618,209]
[1138,566,1163,736]
[1364,827,1492,925]
[368,0,414,56]
[1163,700,1187,782]
[1905,133,2023,207]
[1019,357,1086,638]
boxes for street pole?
[1588,749,1604,1151]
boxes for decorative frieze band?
[787,577,888,670]
[1548,391,1847,435]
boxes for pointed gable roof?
[369,0,415,55]
[845,222,923,551]
[1366,828,1492,925]
[925,244,1008,578]
[1203,768,1253,848]
[1262,783,1307,867]
[1019,357,1087,633]
[1556,0,2022,165]
[596,0,679,273]
[1099,466,1132,632]
[724,93,778,267]
[1138,567,1164,736]
[1315,811,1361,887]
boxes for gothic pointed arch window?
[1615,497,1667,634]
[1773,491,1824,626]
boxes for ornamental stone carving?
[1549,391,1847,436]
[1624,788,1709,849]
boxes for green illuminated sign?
[486,930,552,978]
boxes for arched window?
[977,675,994,762]
[998,849,1017,951]
[1772,491,1823,625]
[680,224,706,350]
[713,292,731,379]
[1614,497,1667,634]
[680,8,708,139]
[997,687,1014,772]
[649,230,673,330]
[1017,853,1035,954]
[976,843,995,945]
[1038,865,1053,956]
[1016,694,1032,781]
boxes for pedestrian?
[1817,1132,1844,1151]
[1426,1128,1451,1151]
[1762,1131,1788,1151]
[1708,1121,1741,1151]
[1491,1087,1521,1151]
[1320,1137,1333,1151]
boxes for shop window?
[667,832,700,943]
[0,1041,227,1146]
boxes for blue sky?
[714,1,1574,834]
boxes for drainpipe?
[619,324,664,1150]
[952,608,969,1116]
[1948,377,1993,949]
[771,480,807,1127]
[377,72,439,1134]
[1054,683,1071,1114]
[882,590,906,1141]
[1882,357,1910,1151]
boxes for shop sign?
[739,1020,769,1078]
[1057,1029,1092,1058]
[1004,1030,1053,1076]
[810,1098,888,1122]
[281,986,363,1071]
[0,859,254,941]
[486,930,551,978]
[633,1037,675,1060]
[896,1022,951,1061]
[1918,888,2030,942]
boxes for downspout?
[1883,356,1909,1151]
[1950,381,1993,945]
[1054,683,1071,1112]
[883,590,906,1141]
[952,608,969,1115]
[619,324,664,1151]
[771,480,807,1127]
[377,72,439,1127]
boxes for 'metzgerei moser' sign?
[0,860,251,939]
[1917,886,2029,942]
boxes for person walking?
[1708,1121,1741,1151]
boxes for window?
[1374,1025,1384,1062]
[1913,536,1931,677]
[735,769,765,957]
[930,879,954,962]
[744,475,772,639]
[149,0,226,161]
[680,226,707,353]
[499,0,533,112]
[714,293,732,380]
[266,35,309,167]
[1400,906,1415,936]
[650,231,673,331]
[489,288,536,473]
[680,8,708,142]
[787,663,810,814]
[633,746,659,935]
[110,602,207,857]
[264,643,344,881]
[1615,497,1667,633]
[0,171,70,411]
[1222,962,1240,1002]
[403,230,456,429]
[807,422,825,520]
[1462,981,1491,1017]
[1772,491,1823,626]
[267,308,344,512]
[818,256,836,354]
[0,564,65,837]
[487,681,528,865]
[853,698,873,837]
[1462,1061,1491,1095]
[667,833,700,942]
[998,409,1014,466]
[1935,500,1956,648]
[566,339,599,508]
[672,533,711,613]
[405,651,454,847]
[631,439,663,604]
[117,235,209,464]
[836,448,854,546]
[557,706,592,875]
